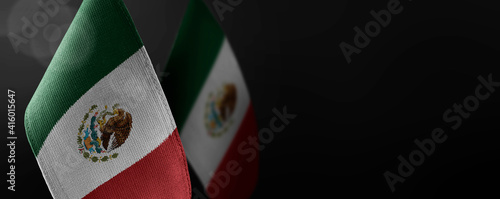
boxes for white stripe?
[180,38,250,187]
[36,46,177,199]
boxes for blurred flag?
[24,0,191,198]
[163,0,259,198]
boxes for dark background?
[2,0,500,198]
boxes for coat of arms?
[204,83,237,137]
[77,104,133,162]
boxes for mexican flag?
[24,0,191,198]
[163,0,259,198]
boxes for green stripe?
[25,0,143,156]
[161,0,224,130]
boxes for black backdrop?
[2,0,499,198]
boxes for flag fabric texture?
[163,0,259,198]
[24,0,191,198]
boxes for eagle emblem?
[77,104,133,162]
[204,83,237,137]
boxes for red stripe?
[83,129,191,199]
[206,104,259,199]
